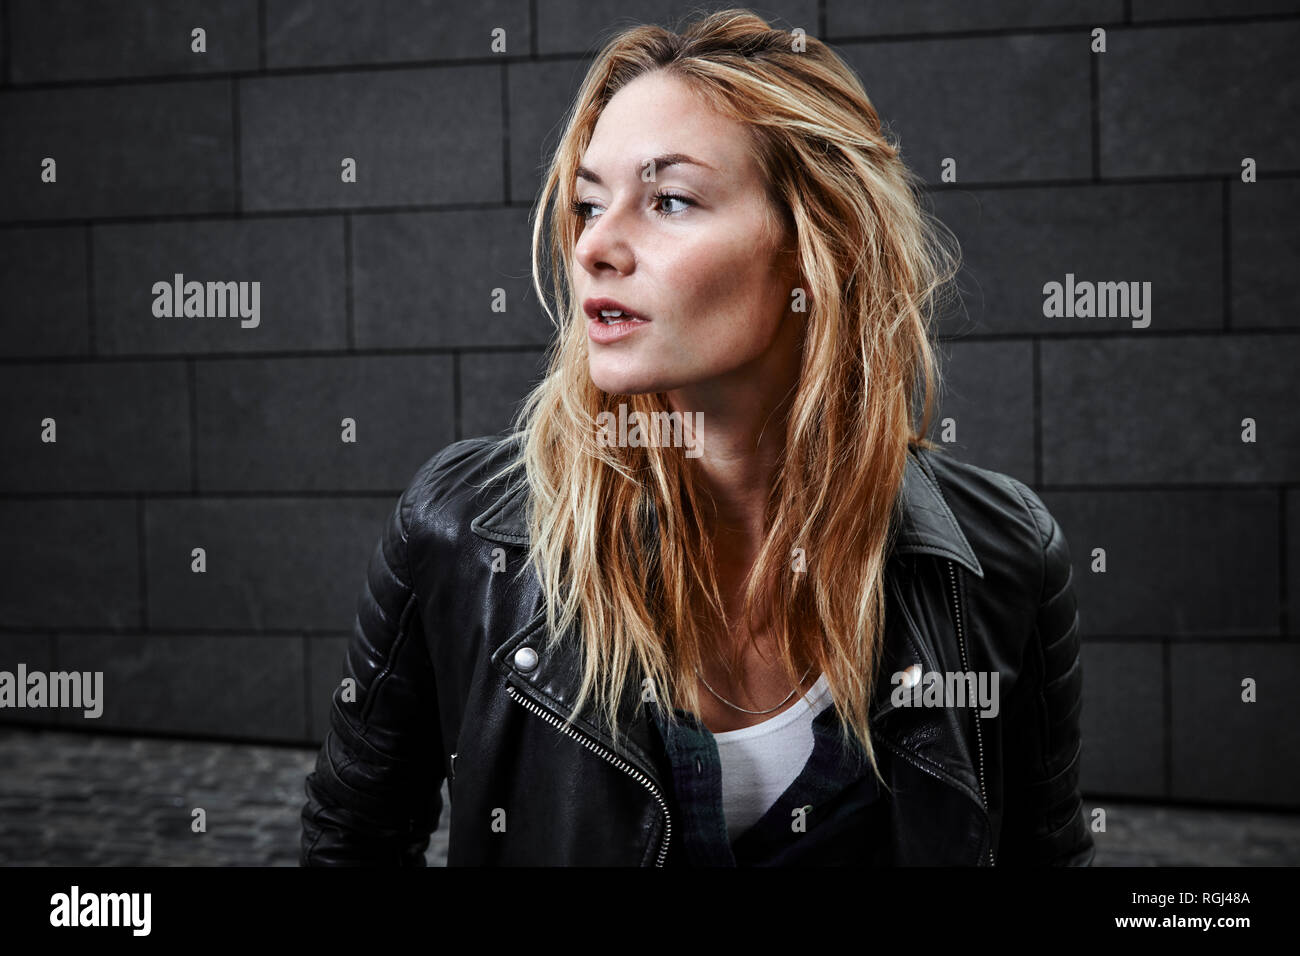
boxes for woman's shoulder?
[914,443,1072,599]
[396,429,526,547]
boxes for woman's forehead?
[584,73,756,177]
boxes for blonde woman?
[301,8,1093,867]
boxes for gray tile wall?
[0,0,1296,810]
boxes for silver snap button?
[513,646,539,672]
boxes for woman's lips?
[587,314,650,344]
[583,297,650,322]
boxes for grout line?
[3,51,592,93]
[0,0,10,85]
[1033,338,1042,486]
[302,634,312,739]
[84,223,96,354]
[258,0,267,71]
[343,214,354,350]
[187,359,199,493]
[1279,489,1289,637]
[1170,639,1180,806]
[0,343,558,366]
[452,352,462,441]
[0,626,356,638]
[501,61,511,205]
[137,496,149,630]
[1089,31,1101,182]
[231,78,242,214]
[1223,177,1232,330]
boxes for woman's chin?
[589,369,664,396]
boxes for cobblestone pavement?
[2,726,1297,866]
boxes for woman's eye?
[569,199,597,221]
[570,193,695,223]
[654,193,693,215]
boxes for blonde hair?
[481,7,960,785]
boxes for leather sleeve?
[300,477,445,866]
[997,478,1095,866]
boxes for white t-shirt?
[711,672,833,842]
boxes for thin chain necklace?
[696,663,815,715]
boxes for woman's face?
[571,70,800,398]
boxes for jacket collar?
[471,443,984,579]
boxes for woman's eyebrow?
[575,152,716,185]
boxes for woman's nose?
[576,205,635,274]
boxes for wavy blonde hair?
[481,7,960,784]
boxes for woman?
[301,8,1094,867]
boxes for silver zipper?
[504,683,673,867]
[946,559,995,866]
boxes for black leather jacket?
[300,432,1095,866]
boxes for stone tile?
[1289,489,1299,638]
[1078,641,1165,797]
[8,0,259,82]
[1040,488,1280,637]
[838,33,1091,184]
[828,0,1122,35]
[0,361,190,493]
[933,183,1221,336]
[1040,335,1300,484]
[0,80,235,220]
[94,217,347,355]
[352,209,552,348]
[194,355,455,490]
[507,57,593,204]
[458,349,548,437]
[1100,21,1300,177]
[144,495,394,631]
[536,1,817,56]
[926,338,1035,480]
[0,225,89,357]
[1133,0,1300,19]
[1170,641,1300,806]
[55,632,305,740]
[239,66,502,211]
[1231,178,1300,330]
[306,634,348,741]
[266,0,530,67]
[0,500,141,629]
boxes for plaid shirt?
[647,697,888,865]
